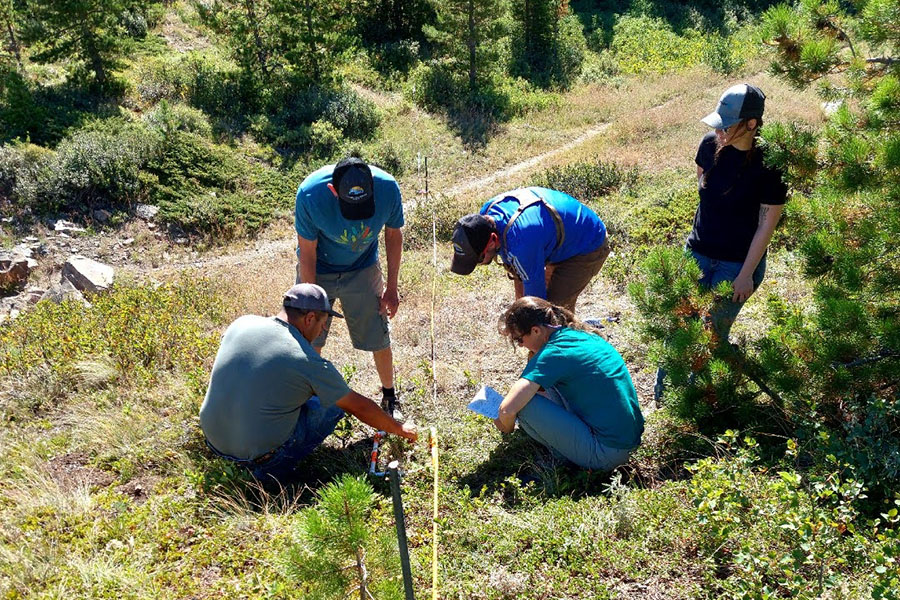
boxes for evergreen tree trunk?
[242,0,270,81]
[2,7,22,68]
[467,0,476,91]
[83,28,106,89]
[302,0,320,82]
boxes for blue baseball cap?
[701,84,766,130]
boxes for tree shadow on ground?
[456,430,634,501]
[200,438,377,512]
[444,106,502,151]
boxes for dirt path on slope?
[148,95,683,276]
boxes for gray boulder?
[62,256,115,293]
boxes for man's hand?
[732,273,755,303]
[380,286,400,318]
[400,421,418,442]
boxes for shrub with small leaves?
[532,158,639,201]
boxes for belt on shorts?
[205,439,278,466]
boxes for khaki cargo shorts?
[298,262,391,351]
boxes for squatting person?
[493,296,644,471]
[199,284,417,484]
[450,187,609,313]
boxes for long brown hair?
[700,117,763,191]
[498,296,604,346]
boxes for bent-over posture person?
[199,284,417,484]
[494,297,644,471]
[450,187,609,312]
[295,156,404,415]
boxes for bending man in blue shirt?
[450,187,609,311]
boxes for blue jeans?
[207,396,345,484]
[691,249,766,341]
[654,250,766,400]
[517,387,636,471]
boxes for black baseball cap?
[332,157,375,220]
[450,214,495,275]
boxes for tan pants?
[546,237,611,312]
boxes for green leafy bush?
[0,278,221,384]
[610,15,705,74]
[532,158,639,201]
[254,84,381,150]
[1,120,158,212]
[143,101,213,138]
[135,52,248,122]
[146,130,286,237]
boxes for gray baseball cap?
[701,84,766,130]
[283,283,344,318]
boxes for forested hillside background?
[0,1,898,598]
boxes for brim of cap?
[450,252,479,275]
[701,111,741,130]
[338,198,375,220]
[327,308,345,319]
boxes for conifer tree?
[1,0,22,69]
[423,0,509,92]
[22,0,156,89]
[510,0,585,88]
[629,0,900,490]
[284,474,402,600]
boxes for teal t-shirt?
[199,315,351,460]
[520,327,644,449]
[295,164,404,274]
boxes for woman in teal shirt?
[494,297,644,470]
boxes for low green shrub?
[687,432,898,598]
[1,120,158,213]
[143,101,213,138]
[146,130,289,237]
[0,278,221,384]
[532,158,639,201]
[134,52,248,121]
[49,121,157,209]
[255,84,381,150]
[610,15,706,74]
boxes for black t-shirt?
[686,131,788,262]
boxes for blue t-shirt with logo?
[295,164,404,274]
[480,187,606,298]
[520,327,644,450]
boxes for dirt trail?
[148,94,682,275]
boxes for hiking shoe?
[381,394,403,421]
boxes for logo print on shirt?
[337,223,375,252]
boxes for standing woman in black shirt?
[655,84,788,401]
[687,83,788,340]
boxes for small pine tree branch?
[830,349,899,369]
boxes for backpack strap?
[484,188,565,251]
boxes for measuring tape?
[369,431,387,476]
[430,426,439,600]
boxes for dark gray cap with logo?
[283,283,344,318]
[450,213,495,275]
[701,83,766,130]
[332,157,375,220]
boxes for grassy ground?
[1,15,886,599]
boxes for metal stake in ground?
[388,460,415,600]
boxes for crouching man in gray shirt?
[199,283,417,484]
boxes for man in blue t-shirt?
[295,157,404,414]
[449,187,610,312]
